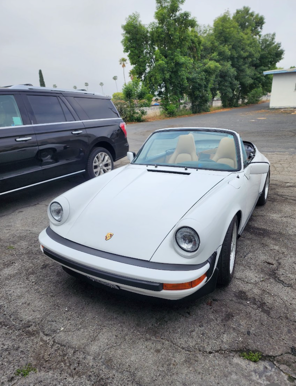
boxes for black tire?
[86,147,114,179]
[257,170,270,206]
[217,216,238,286]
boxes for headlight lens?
[175,227,200,252]
[50,202,63,222]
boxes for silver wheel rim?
[229,222,237,274]
[264,173,270,200]
[93,152,112,176]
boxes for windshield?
[133,130,240,171]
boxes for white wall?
[270,73,296,108]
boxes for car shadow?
[0,174,87,216]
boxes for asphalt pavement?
[0,102,295,385]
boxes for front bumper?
[39,227,219,300]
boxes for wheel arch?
[236,210,242,238]
[89,141,116,161]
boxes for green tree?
[53,84,57,88]
[85,82,89,90]
[204,7,283,106]
[122,0,201,113]
[122,78,148,105]
[73,85,77,89]
[113,76,118,91]
[254,33,284,95]
[99,82,104,94]
[119,58,127,84]
[39,69,46,87]
[112,92,124,101]
[118,78,148,121]
[233,6,264,36]
[187,60,220,113]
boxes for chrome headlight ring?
[175,227,200,253]
[48,196,70,225]
[50,202,63,222]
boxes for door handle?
[15,137,32,142]
[71,130,83,135]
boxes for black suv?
[0,85,129,195]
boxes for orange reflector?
[163,274,207,291]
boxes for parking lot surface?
[0,102,295,385]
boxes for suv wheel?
[86,147,114,179]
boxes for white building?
[263,68,296,108]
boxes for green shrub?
[137,99,151,108]
[162,103,178,117]
[113,101,146,122]
[112,92,124,101]
[113,100,129,121]
[246,87,263,105]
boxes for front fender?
[48,165,127,237]
[151,176,242,265]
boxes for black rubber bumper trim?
[43,247,163,292]
[206,252,217,281]
[45,227,210,272]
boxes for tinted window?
[28,95,66,124]
[75,98,118,119]
[60,99,75,121]
[0,95,23,127]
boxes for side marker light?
[163,274,207,291]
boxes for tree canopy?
[122,1,284,112]
[39,69,46,87]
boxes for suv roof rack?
[1,83,34,88]
[1,84,106,96]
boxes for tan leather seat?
[212,137,237,168]
[169,134,198,164]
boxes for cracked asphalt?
[0,102,295,385]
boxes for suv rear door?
[0,92,41,194]
[24,93,89,180]
[66,96,128,161]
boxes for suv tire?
[86,147,114,179]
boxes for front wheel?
[257,171,270,206]
[86,147,114,179]
[217,216,238,286]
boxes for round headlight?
[175,227,200,252]
[50,202,63,222]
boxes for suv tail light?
[120,122,127,138]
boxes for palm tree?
[119,58,127,84]
[99,82,104,94]
[113,76,118,92]
[85,82,89,91]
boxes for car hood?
[62,165,227,261]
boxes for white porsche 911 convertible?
[39,128,270,301]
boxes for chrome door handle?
[71,130,83,135]
[15,137,32,142]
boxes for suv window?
[0,95,23,127]
[60,99,75,121]
[74,98,118,119]
[28,95,68,124]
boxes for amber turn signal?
[163,274,207,291]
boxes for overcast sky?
[1,0,295,96]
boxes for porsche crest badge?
[105,233,114,241]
